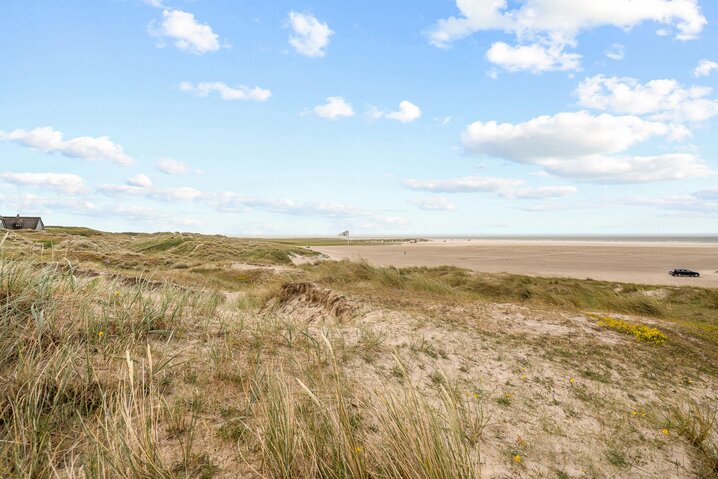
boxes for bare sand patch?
[316,239,718,287]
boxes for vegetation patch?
[596,316,667,344]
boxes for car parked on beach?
[669,269,700,277]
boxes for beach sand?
[315,239,718,287]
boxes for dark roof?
[0,216,44,229]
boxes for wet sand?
[315,239,718,288]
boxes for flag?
[338,230,349,237]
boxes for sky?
[1,0,717,236]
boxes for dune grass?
[0,252,486,477]
[301,260,718,344]
[2,228,718,477]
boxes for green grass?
[303,260,718,344]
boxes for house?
[0,215,45,231]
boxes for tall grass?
[667,399,718,478]
[0,257,218,476]
[249,336,482,479]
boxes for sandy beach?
[315,239,718,287]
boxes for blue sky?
[1,0,717,235]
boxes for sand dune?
[316,239,718,287]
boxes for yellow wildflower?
[631,411,637,416]
[596,316,667,344]
[514,454,522,463]
[569,377,575,384]
[98,331,104,337]
[662,428,669,436]
[355,446,363,454]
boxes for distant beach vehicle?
[668,268,700,277]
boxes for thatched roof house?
[0,215,44,231]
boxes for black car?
[669,269,700,277]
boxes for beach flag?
[338,230,349,237]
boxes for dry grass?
[1,229,717,477]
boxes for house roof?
[0,216,43,229]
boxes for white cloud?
[99,183,203,202]
[1,172,87,195]
[210,192,362,218]
[150,9,221,55]
[404,175,577,200]
[404,175,523,193]
[143,0,164,7]
[155,158,188,174]
[462,111,688,160]
[461,111,709,183]
[576,75,718,122]
[605,43,625,61]
[313,96,354,119]
[149,186,203,202]
[179,81,271,101]
[624,191,718,214]
[429,0,706,72]
[288,11,333,58]
[499,186,577,199]
[694,59,718,77]
[369,101,422,123]
[409,197,456,211]
[127,173,152,188]
[486,42,580,73]
[0,126,132,165]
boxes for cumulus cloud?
[429,0,706,72]
[694,59,718,77]
[312,96,354,119]
[1,172,87,195]
[0,126,132,165]
[461,111,709,183]
[179,81,271,101]
[486,42,580,73]
[409,197,456,211]
[576,75,718,122]
[462,111,688,159]
[368,101,422,123]
[288,11,333,57]
[126,173,152,188]
[155,158,188,174]
[150,9,221,55]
